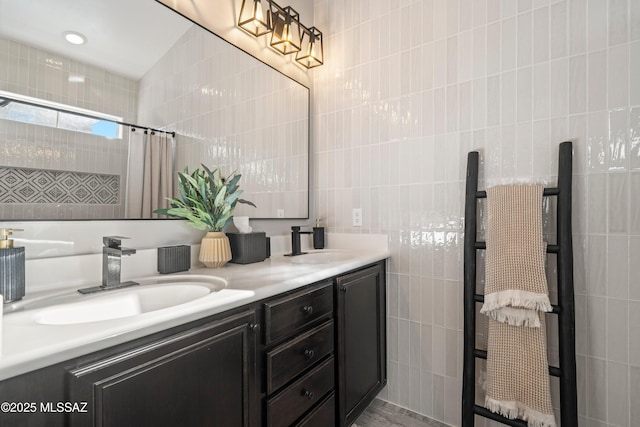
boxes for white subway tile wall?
[312,0,639,426]
[0,37,138,219]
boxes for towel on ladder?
[480,185,557,427]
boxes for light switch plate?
[352,208,362,227]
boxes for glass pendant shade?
[296,27,323,68]
[269,5,301,55]
[238,0,271,37]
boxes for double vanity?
[0,236,389,427]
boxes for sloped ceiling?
[0,0,192,80]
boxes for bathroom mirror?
[0,0,309,220]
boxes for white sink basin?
[289,250,353,265]
[3,275,256,326]
[35,284,212,325]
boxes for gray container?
[157,245,191,274]
[1,247,25,303]
[228,232,267,264]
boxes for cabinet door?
[68,310,258,427]
[336,263,387,427]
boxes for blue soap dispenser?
[0,228,26,303]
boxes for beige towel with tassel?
[481,185,556,427]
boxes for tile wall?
[0,36,138,219]
[311,0,640,426]
[137,26,309,219]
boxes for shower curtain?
[126,129,174,219]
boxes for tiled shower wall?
[311,0,640,426]
[137,25,309,219]
[0,36,138,219]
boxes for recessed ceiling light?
[63,31,87,45]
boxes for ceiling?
[0,0,192,80]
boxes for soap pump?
[0,228,26,303]
[312,219,325,250]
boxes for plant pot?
[199,231,232,268]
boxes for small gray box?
[228,232,267,264]
[157,245,191,274]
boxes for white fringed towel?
[481,185,556,427]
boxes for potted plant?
[155,165,256,268]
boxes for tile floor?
[353,399,449,427]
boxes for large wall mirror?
[0,0,309,221]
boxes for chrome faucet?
[78,236,139,294]
[285,226,313,257]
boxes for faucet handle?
[103,236,130,249]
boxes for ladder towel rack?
[462,141,577,427]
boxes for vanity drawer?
[265,357,334,427]
[266,320,334,394]
[264,282,333,345]
[295,391,336,427]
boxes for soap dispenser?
[0,228,26,303]
[313,219,325,250]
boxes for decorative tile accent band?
[0,167,119,205]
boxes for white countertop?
[0,234,389,381]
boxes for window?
[0,90,122,139]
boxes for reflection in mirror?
[0,0,309,221]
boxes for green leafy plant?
[154,165,256,231]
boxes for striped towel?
[480,185,556,427]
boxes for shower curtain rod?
[129,126,176,137]
[0,95,176,138]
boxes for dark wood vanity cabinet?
[261,261,387,427]
[262,281,336,427]
[0,260,387,427]
[335,262,387,427]
[68,310,259,427]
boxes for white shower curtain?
[126,130,174,219]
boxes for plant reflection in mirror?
[154,165,256,231]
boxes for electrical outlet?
[277,209,285,218]
[352,208,362,227]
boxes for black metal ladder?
[461,141,578,426]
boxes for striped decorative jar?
[198,232,232,268]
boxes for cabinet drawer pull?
[304,349,315,359]
[302,305,314,315]
[302,389,315,400]
[249,323,260,333]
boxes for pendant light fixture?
[269,4,301,55]
[238,0,271,37]
[236,0,324,68]
[295,27,323,68]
